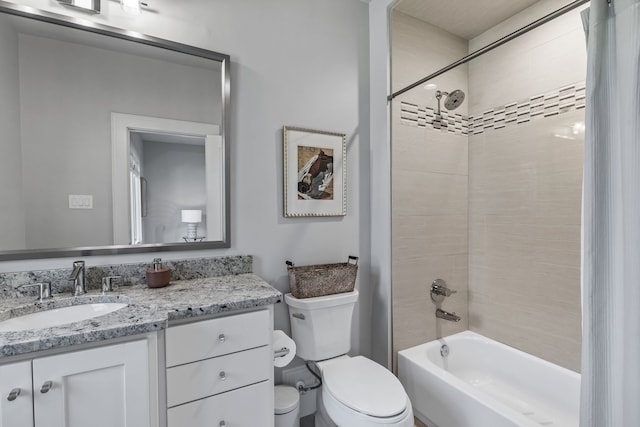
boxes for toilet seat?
[320,356,413,426]
[322,388,413,426]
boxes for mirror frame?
[0,1,231,260]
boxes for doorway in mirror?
[112,113,223,245]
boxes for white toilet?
[285,290,414,427]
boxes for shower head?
[444,89,465,110]
[434,89,466,128]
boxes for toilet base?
[314,393,337,427]
[314,411,336,427]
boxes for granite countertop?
[0,273,282,358]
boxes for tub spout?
[436,308,461,322]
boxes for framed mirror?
[0,1,231,260]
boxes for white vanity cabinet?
[165,309,274,427]
[0,338,156,427]
[0,360,33,427]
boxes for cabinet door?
[32,340,149,427]
[0,361,33,427]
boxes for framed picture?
[283,126,347,217]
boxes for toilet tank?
[285,290,358,361]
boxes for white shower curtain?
[581,0,640,425]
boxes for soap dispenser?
[146,258,171,288]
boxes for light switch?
[69,194,93,209]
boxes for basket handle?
[285,260,294,268]
[348,256,359,265]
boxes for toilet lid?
[322,356,407,417]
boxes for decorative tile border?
[399,102,469,135]
[399,80,586,135]
[0,255,253,299]
[468,81,585,135]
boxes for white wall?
[368,0,396,369]
[0,15,26,250]
[1,0,372,360]
[142,141,206,244]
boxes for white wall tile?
[391,12,469,369]
[468,110,584,372]
[392,0,585,373]
[468,5,587,115]
[392,11,469,115]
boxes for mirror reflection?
[129,130,210,245]
[111,113,223,246]
[0,6,230,259]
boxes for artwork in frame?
[283,126,347,217]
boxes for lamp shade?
[181,209,202,223]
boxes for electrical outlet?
[69,194,93,209]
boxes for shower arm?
[435,90,448,116]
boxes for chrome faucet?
[69,260,86,296]
[102,276,121,294]
[430,278,457,304]
[436,308,461,322]
[19,282,52,302]
[430,278,461,322]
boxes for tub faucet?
[430,279,457,304]
[69,260,86,296]
[436,308,461,322]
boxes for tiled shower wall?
[467,2,587,372]
[392,1,587,373]
[391,11,469,370]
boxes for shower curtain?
[581,0,640,425]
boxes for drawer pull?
[218,333,226,343]
[7,388,20,401]
[219,371,227,381]
[40,381,53,394]
[219,421,227,427]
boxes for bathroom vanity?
[0,274,281,427]
[165,310,273,426]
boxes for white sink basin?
[0,303,128,332]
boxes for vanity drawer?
[165,309,270,367]
[166,345,271,407]
[167,380,271,427]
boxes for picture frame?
[283,126,347,217]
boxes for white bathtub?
[397,331,580,427]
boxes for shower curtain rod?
[388,0,590,101]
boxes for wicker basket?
[286,256,358,298]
